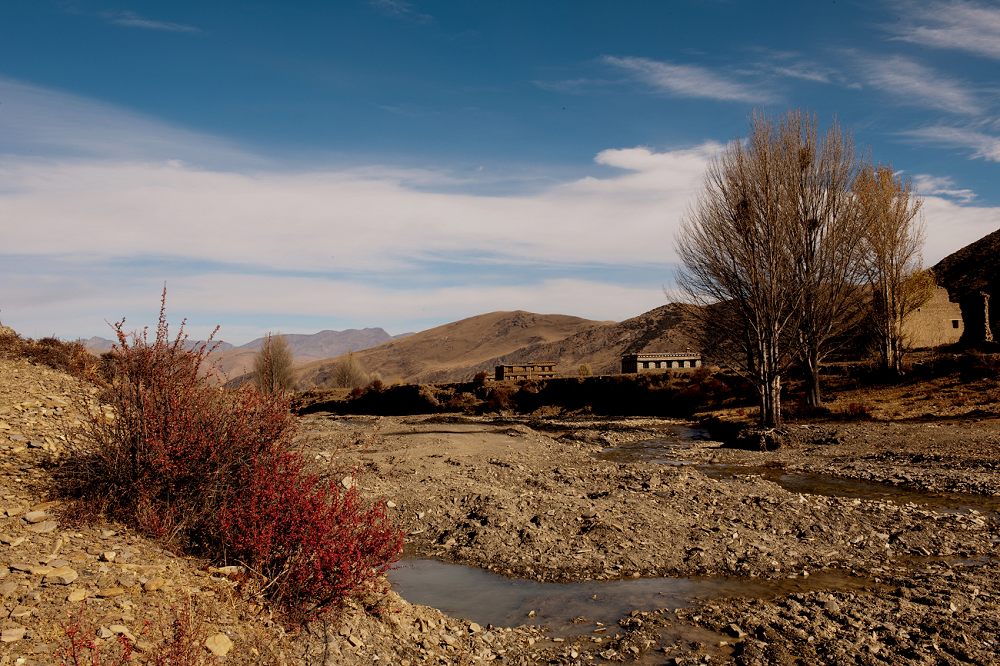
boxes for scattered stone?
[341,476,356,490]
[27,520,57,534]
[109,625,137,643]
[97,587,126,598]
[22,510,48,524]
[9,606,32,619]
[1,626,26,642]
[44,566,78,585]
[205,632,234,657]
[99,551,116,562]
[143,577,167,593]
[67,588,88,602]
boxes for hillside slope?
[296,310,606,387]
[296,304,701,387]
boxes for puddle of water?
[598,429,709,466]
[388,558,870,634]
[602,436,1000,515]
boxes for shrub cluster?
[298,369,755,418]
[0,329,99,380]
[62,300,402,619]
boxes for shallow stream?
[388,425,995,636]
[388,558,871,634]
[600,432,1000,515]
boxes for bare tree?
[678,111,872,424]
[854,165,928,374]
[783,112,868,407]
[677,113,804,427]
[253,332,295,394]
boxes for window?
[952,320,960,329]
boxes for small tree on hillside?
[333,353,368,389]
[253,333,295,394]
[853,164,929,375]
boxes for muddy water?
[389,558,872,634]
[601,436,1000,515]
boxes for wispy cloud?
[603,55,774,104]
[101,10,200,34]
[857,55,981,115]
[901,125,1000,161]
[0,77,255,167]
[369,0,433,24]
[912,174,977,203]
[889,1,1000,60]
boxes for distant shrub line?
[297,368,755,418]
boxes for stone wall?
[902,286,963,349]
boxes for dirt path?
[298,413,1000,664]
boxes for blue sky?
[1,0,999,343]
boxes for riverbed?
[295,413,1000,663]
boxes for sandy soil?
[296,413,1000,664]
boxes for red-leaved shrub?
[62,293,402,618]
[219,453,401,617]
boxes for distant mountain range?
[83,328,411,380]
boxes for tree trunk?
[759,372,782,427]
[806,356,822,409]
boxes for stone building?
[621,352,702,374]
[933,227,1000,346]
[494,362,557,381]
[902,286,964,349]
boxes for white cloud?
[603,56,773,104]
[2,77,998,344]
[912,174,976,203]
[922,195,1000,265]
[901,125,1000,161]
[890,1,1000,60]
[858,55,981,115]
[101,11,200,33]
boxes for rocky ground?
[297,412,1000,664]
[4,349,1000,664]
[0,357,546,665]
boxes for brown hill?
[295,304,701,387]
[296,311,606,387]
[463,302,702,380]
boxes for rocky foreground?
[0,358,546,665]
[3,354,1000,664]
[299,413,1000,664]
